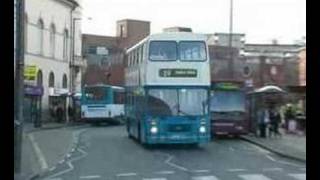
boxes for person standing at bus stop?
[258,106,270,138]
[285,104,295,132]
[269,106,282,138]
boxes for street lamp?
[228,0,234,79]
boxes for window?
[49,24,56,57]
[88,46,96,54]
[63,29,69,60]
[133,50,136,65]
[129,53,132,66]
[120,25,125,37]
[62,74,67,88]
[49,72,55,88]
[84,87,106,101]
[149,41,177,60]
[140,46,143,63]
[38,19,44,55]
[243,66,251,77]
[179,41,207,61]
[37,70,43,86]
[136,48,140,64]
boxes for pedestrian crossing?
[114,173,306,180]
[47,172,306,180]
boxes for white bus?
[81,84,125,125]
[125,32,211,145]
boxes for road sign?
[24,65,38,81]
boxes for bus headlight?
[150,127,158,134]
[199,126,206,133]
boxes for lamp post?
[228,0,234,79]
[14,0,25,174]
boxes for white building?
[24,0,83,121]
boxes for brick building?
[298,47,306,86]
[82,19,150,86]
[208,33,303,90]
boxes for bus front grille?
[167,124,191,132]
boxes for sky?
[81,0,306,44]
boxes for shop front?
[23,85,43,127]
[48,88,69,123]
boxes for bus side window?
[127,53,130,67]
[140,46,143,63]
[141,44,145,62]
[137,48,140,64]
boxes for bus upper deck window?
[149,41,177,61]
[179,41,206,61]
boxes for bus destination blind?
[159,69,197,78]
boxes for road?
[40,125,306,180]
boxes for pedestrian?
[285,104,295,132]
[56,105,64,123]
[258,105,269,138]
[269,106,282,138]
[68,105,74,122]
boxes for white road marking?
[288,173,306,180]
[192,175,219,180]
[79,175,101,179]
[300,168,306,171]
[248,143,271,155]
[265,154,276,162]
[192,169,210,173]
[45,147,87,179]
[154,171,175,174]
[229,147,235,151]
[227,169,247,172]
[28,134,49,170]
[116,173,137,177]
[238,174,273,180]
[276,159,304,168]
[163,153,189,172]
[143,178,167,180]
[262,167,283,171]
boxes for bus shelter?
[246,85,286,134]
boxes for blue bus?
[81,84,125,125]
[209,81,248,137]
[125,32,211,145]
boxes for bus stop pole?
[14,0,25,174]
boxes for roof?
[84,84,124,90]
[126,32,207,53]
[251,85,286,94]
[214,32,245,36]
[116,19,150,23]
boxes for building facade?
[24,0,83,122]
[298,47,306,86]
[208,33,303,89]
[82,19,150,87]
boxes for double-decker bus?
[209,81,248,137]
[81,84,125,125]
[125,32,211,145]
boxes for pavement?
[240,128,306,162]
[15,122,86,180]
[34,125,306,180]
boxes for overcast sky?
[81,0,306,44]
